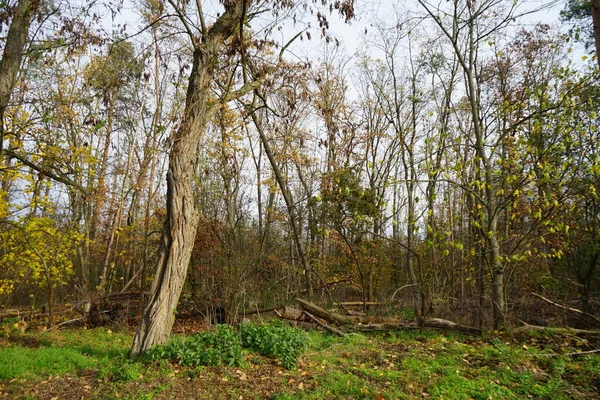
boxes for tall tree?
[0,0,40,164]
[130,0,256,357]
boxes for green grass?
[0,327,131,381]
[0,325,598,399]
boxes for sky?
[109,0,570,65]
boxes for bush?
[147,322,307,370]
[147,324,244,367]
[240,321,307,370]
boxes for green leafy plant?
[147,324,244,367]
[240,321,307,370]
[147,322,307,370]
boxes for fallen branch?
[243,306,283,316]
[295,298,481,335]
[423,318,482,335]
[349,320,482,335]
[336,302,385,307]
[535,349,600,357]
[531,292,600,323]
[295,298,354,326]
[515,321,600,336]
[43,317,85,332]
[302,311,346,337]
[391,284,418,300]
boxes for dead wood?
[43,317,85,332]
[295,298,355,326]
[422,318,482,335]
[515,321,600,336]
[243,306,283,316]
[351,323,419,332]
[0,308,30,318]
[294,298,481,335]
[531,292,600,323]
[351,319,482,335]
[302,311,346,337]
[336,302,384,307]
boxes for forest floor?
[0,318,599,399]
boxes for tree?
[130,0,252,357]
[0,0,40,158]
[130,0,355,356]
[0,217,82,326]
[561,0,600,68]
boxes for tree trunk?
[592,0,600,69]
[0,0,39,156]
[130,2,248,357]
[248,103,314,299]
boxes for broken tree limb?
[294,298,481,335]
[302,311,346,337]
[336,302,384,307]
[43,317,85,333]
[515,321,600,336]
[391,284,418,300]
[295,298,355,326]
[531,292,600,323]
[243,306,284,316]
[348,318,482,335]
[422,318,482,335]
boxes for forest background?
[0,0,599,351]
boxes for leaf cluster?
[239,320,307,369]
[316,167,380,233]
[147,324,244,367]
[561,0,594,48]
[0,217,82,296]
[147,322,307,370]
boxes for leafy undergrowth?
[146,321,307,369]
[0,323,599,399]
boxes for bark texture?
[593,0,600,69]
[130,1,248,357]
[0,0,39,155]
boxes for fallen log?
[295,298,355,326]
[336,302,385,307]
[351,323,419,332]
[515,322,600,336]
[350,319,482,335]
[423,318,482,335]
[294,298,482,335]
[0,308,28,318]
[302,311,346,337]
[243,306,284,316]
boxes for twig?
[531,292,600,323]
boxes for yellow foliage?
[0,217,83,296]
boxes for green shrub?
[147,322,307,370]
[147,324,244,367]
[240,321,307,370]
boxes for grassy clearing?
[0,324,599,399]
[0,327,131,381]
